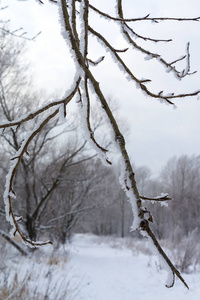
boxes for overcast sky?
[1,0,200,176]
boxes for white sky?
[1,0,200,176]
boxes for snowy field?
[69,234,199,300]
[0,234,200,299]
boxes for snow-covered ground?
[69,234,199,300]
[1,233,200,299]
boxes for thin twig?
[0,77,81,129]
[89,4,200,23]
[140,194,172,201]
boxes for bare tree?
[1,0,200,288]
[161,155,200,240]
[0,31,94,243]
[37,150,99,244]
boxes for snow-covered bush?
[0,240,79,300]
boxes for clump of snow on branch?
[8,191,16,200]
[79,0,87,56]
[4,161,17,225]
[118,158,140,230]
[57,0,83,77]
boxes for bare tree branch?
[0,77,81,129]
[140,194,172,202]
[2,0,199,289]
[0,229,28,256]
[89,4,200,23]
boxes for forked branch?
[2,0,199,288]
[3,79,81,247]
[57,0,192,288]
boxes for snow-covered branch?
[89,4,200,23]
[57,0,192,288]
[140,193,172,202]
[2,0,199,289]
[0,77,81,129]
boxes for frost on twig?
[87,56,105,66]
[3,110,58,247]
[140,193,172,202]
[2,77,81,247]
[56,0,193,288]
[0,23,41,41]
[2,0,199,289]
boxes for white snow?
[59,103,67,123]
[3,108,58,232]
[1,233,200,299]
[68,234,199,300]
[117,158,140,230]
[79,0,86,56]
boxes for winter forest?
[0,0,200,299]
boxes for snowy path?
[69,234,200,300]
